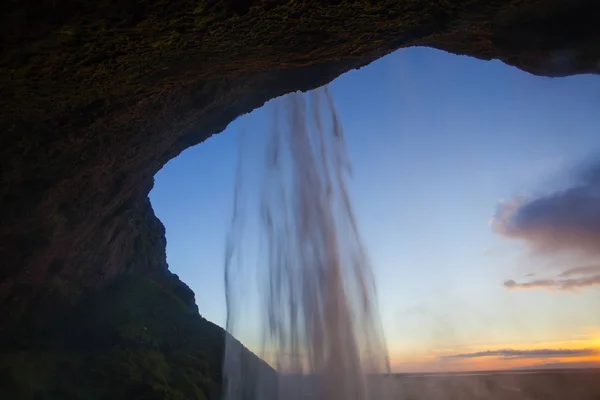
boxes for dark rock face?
[0,1,599,397]
[0,274,277,399]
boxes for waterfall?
[223,86,390,399]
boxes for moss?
[6,0,571,122]
[0,275,229,400]
[0,351,55,399]
[0,348,211,400]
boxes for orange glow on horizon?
[388,334,600,373]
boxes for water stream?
[223,86,390,399]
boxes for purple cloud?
[492,160,600,256]
[558,265,600,277]
[495,159,600,292]
[442,348,597,360]
[504,274,600,291]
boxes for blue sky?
[150,47,600,371]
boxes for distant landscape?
[384,369,600,399]
[274,369,600,399]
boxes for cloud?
[491,159,600,256]
[495,159,600,292]
[558,265,600,277]
[504,274,600,291]
[442,348,597,360]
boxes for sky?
[150,47,600,372]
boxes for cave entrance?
[150,47,600,375]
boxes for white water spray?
[223,86,390,400]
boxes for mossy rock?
[0,275,227,400]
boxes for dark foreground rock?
[1,1,599,399]
[0,274,276,399]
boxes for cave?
[1,1,600,399]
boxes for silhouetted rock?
[0,274,276,399]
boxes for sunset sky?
[150,47,600,372]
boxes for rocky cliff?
[1,0,599,398]
[0,274,277,399]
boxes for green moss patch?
[0,275,226,400]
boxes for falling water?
[223,86,390,400]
